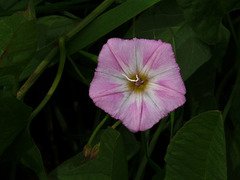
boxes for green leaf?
[0,0,17,10]
[36,15,78,49]
[165,111,227,180]
[1,127,48,180]
[226,70,240,179]
[125,0,211,80]
[187,62,218,116]
[125,0,185,40]
[20,15,78,81]
[174,25,212,80]
[35,0,89,14]
[225,125,240,179]
[0,127,48,180]
[176,0,222,43]
[50,128,128,180]
[152,169,165,180]
[0,95,32,156]
[0,75,14,86]
[0,7,37,77]
[67,0,162,54]
[210,24,230,70]
[176,0,239,43]
[229,70,240,127]
[119,126,140,160]
[16,128,48,180]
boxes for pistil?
[122,74,144,87]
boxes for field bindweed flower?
[89,38,186,132]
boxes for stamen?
[122,74,139,82]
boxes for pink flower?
[89,38,186,132]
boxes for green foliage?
[67,0,162,54]
[119,126,140,160]
[0,0,239,179]
[49,128,128,180]
[176,0,240,43]
[165,111,227,180]
[0,6,37,77]
[20,15,78,81]
[125,0,211,80]
[0,95,31,156]
[226,70,240,179]
[1,127,48,180]
[187,62,218,116]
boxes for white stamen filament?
[122,74,139,82]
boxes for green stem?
[78,50,98,64]
[66,0,114,39]
[112,120,122,129]
[87,114,109,146]
[223,70,240,121]
[17,0,114,100]
[68,56,89,86]
[134,119,169,180]
[216,67,234,102]
[227,14,240,53]
[17,46,59,100]
[222,14,240,121]
[28,37,66,122]
[149,121,169,155]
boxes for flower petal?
[99,38,164,76]
[147,82,186,115]
[112,90,169,132]
[114,92,142,132]
[149,67,186,95]
[96,38,136,76]
[140,42,178,78]
[89,71,129,99]
[134,38,163,72]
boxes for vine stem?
[28,37,66,122]
[222,14,240,121]
[223,70,240,121]
[226,14,240,53]
[87,114,109,146]
[17,47,58,100]
[68,56,89,86]
[134,119,169,180]
[112,120,122,129]
[17,0,114,100]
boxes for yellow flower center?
[123,74,148,93]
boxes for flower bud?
[83,144,92,158]
[90,143,100,160]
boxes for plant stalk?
[87,114,109,146]
[134,119,169,180]
[28,37,66,122]
[17,0,114,100]
[112,120,122,129]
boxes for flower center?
[122,74,144,86]
[122,74,147,92]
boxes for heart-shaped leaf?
[165,111,227,180]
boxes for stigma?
[122,74,144,87]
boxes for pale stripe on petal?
[140,42,178,78]
[89,72,129,99]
